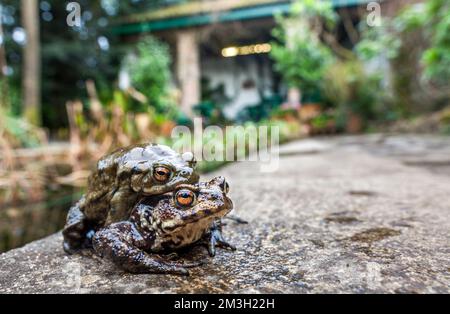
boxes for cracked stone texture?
[0,134,449,293]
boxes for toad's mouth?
[160,206,232,233]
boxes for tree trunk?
[0,6,9,110]
[21,0,41,125]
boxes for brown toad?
[63,143,199,253]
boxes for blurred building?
[113,0,378,118]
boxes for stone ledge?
[1,136,449,293]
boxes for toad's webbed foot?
[203,221,236,257]
[224,215,248,224]
[62,198,96,254]
[93,223,205,276]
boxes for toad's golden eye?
[175,189,196,207]
[153,166,171,182]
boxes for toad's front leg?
[203,221,236,257]
[92,223,203,275]
[63,197,96,254]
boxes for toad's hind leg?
[105,187,139,225]
[62,197,94,254]
[93,224,204,275]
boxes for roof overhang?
[112,0,376,35]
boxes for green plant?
[322,60,384,131]
[194,79,231,125]
[194,101,226,125]
[235,94,283,123]
[0,107,46,148]
[420,0,450,85]
[265,119,302,143]
[270,0,336,97]
[310,113,334,130]
[124,36,173,114]
[356,0,450,108]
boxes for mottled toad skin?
[92,176,234,275]
[63,143,199,254]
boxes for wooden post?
[21,0,41,125]
[285,20,303,108]
[176,30,200,117]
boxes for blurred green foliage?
[194,100,227,126]
[124,37,171,113]
[1,0,177,130]
[167,119,301,172]
[120,36,188,125]
[310,112,334,130]
[235,94,283,123]
[270,0,336,96]
[1,0,447,138]
[0,107,45,148]
[194,78,230,126]
[421,0,450,85]
[322,60,385,130]
[357,0,450,104]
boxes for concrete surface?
[1,134,449,293]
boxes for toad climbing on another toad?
[63,144,199,254]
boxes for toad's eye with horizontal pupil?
[175,189,196,207]
[153,166,171,182]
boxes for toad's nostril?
[181,170,189,176]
